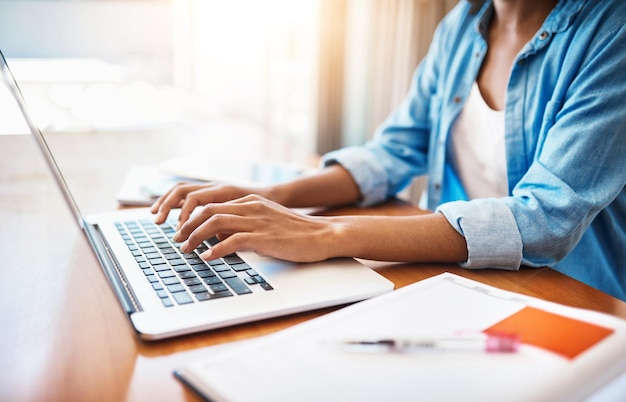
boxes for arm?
[151,164,361,225]
[265,164,361,208]
[438,1,626,271]
[173,194,468,264]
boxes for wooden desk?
[1,133,625,401]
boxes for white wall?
[0,0,173,82]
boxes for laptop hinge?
[83,222,142,314]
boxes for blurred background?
[0,0,457,202]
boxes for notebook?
[0,49,393,340]
[174,273,626,402]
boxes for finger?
[153,184,204,224]
[177,187,218,229]
[173,202,218,243]
[179,212,254,254]
[175,201,239,241]
[198,233,249,261]
[150,181,189,213]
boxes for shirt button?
[434,183,441,191]
[539,31,549,40]
[453,96,462,104]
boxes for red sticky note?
[484,306,614,360]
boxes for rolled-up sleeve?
[437,199,523,270]
[321,146,389,207]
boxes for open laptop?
[0,50,393,340]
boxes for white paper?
[176,273,626,402]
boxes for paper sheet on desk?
[117,158,305,206]
[116,165,205,206]
[158,154,304,185]
[175,273,626,402]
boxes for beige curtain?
[368,0,458,138]
[317,0,457,204]
[316,0,348,155]
[317,0,458,154]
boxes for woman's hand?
[173,194,337,263]
[150,182,266,228]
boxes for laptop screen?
[0,50,87,226]
[0,50,199,218]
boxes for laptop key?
[148,257,166,265]
[223,255,244,265]
[191,264,210,272]
[209,283,229,293]
[189,285,208,294]
[163,277,180,286]
[163,253,180,261]
[158,270,176,279]
[168,284,186,293]
[153,264,172,272]
[173,265,192,273]
[197,270,216,279]
[212,264,231,272]
[231,262,252,272]
[210,291,233,299]
[172,291,194,305]
[146,274,159,283]
[184,278,202,286]
[179,271,197,280]
[206,236,220,247]
[218,271,237,279]
[224,277,252,295]
[196,292,211,301]
[204,276,223,285]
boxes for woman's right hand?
[150,181,266,229]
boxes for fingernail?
[200,249,213,260]
[180,241,189,252]
[172,231,180,242]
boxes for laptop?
[0,50,393,340]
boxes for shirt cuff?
[321,146,389,207]
[436,199,523,270]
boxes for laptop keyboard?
[115,219,273,308]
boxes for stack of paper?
[174,273,626,402]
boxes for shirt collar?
[474,0,586,36]
[473,0,587,52]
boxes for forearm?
[263,164,362,208]
[321,212,468,263]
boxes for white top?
[449,82,507,199]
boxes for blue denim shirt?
[322,0,626,300]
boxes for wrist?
[259,184,287,205]
[323,216,365,259]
